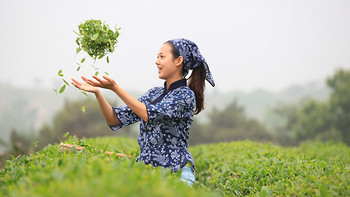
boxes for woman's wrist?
[111,84,120,94]
[93,88,102,96]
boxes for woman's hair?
[165,41,206,114]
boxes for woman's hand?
[71,76,100,93]
[85,76,117,91]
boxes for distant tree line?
[266,68,350,146]
[1,68,350,168]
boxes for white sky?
[1,0,349,93]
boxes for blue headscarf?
[169,38,215,87]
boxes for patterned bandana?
[169,38,215,87]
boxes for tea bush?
[1,136,349,196]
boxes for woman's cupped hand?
[71,76,117,93]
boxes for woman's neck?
[166,76,183,90]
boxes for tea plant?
[190,140,350,196]
[0,136,218,197]
[1,137,349,196]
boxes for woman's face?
[155,43,182,80]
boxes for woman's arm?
[71,77,121,126]
[111,83,148,122]
[85,76,149,122]
[94,90,121,126]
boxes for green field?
[1,136,349,196]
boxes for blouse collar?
[164,78,187,92]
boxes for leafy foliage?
[266,68,350,145]
[0,136,216,197]
[75,19,120,62]
[1,137,349,196]
[191,140,350,196]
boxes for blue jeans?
[180,166,196,186]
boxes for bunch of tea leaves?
[55,19,120,97]
[75,19,121,63]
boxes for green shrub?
[1,137,349,196]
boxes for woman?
[71,38,215,186]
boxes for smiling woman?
[71,38,215,186]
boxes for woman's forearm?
[112,84,149,122]
[94,90,121,126]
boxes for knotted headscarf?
[169,38,215,87]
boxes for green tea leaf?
[59,85,66,94]
[62,79,70,86]
[81,91,88,96]
[106,56,109,63]
[58,70,64,77]
[81,57,85,63]
[91,33,99,41]
[73,30,80,36]
[63,132,70,138]
[82,106,86,113]
[77,65,81,71]
[76,47,82,54]
[105,72,109,76]
[95,71,99,76]
[32,141,39,147]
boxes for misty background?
[1,0,349,92]
[1,0,350,156]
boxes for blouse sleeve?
[108,88,154,131]
[145,88,195,125]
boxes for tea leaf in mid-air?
[32,141,39,147]
[62,79,70,86]
[58,70,64,77]
[73,30,80,36]
[95,71,99,76]
[82,106,86,113]
[76,47,82,54]
[106,56,109,63]
[105,72,109,76]
[81,57,85,63]
[59,85,66,93]
[63,132,70,138]
[81,91,88,96]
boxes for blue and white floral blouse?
[109,78,195,172]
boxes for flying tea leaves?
[58,70,64,77]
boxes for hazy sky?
[1,0,349,93]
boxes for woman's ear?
[176,56,183,67]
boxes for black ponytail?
[188,64,206,114]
